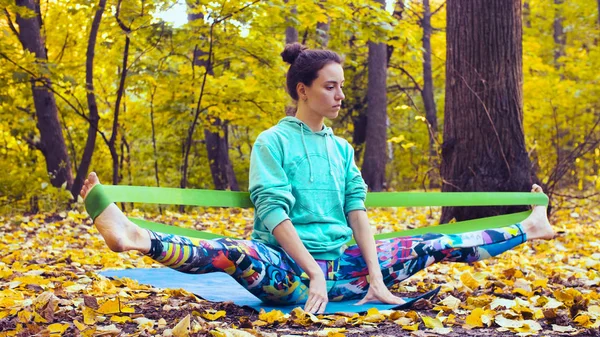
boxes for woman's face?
[302,62,345,120]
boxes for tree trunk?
[15,0,73,190]
[284,0,298,116]
[523,1,531,28]
[71,0,106,197]
[108,35,130,185]
[441,0,537,223]
[316,20,330,47]
[421,0,439,188]
[553,0,566,69]
[362,0,388,192]
[348,36,367,153]
[284,0,298,45]
[184,5,239,191]
[149,87,161,188]
[204,120,239,190]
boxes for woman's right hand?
[270,220,329,313]
[305,272,328,314]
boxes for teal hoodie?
[249,116,367,260]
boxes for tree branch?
[388,64,422,91]
[115,0,131,33]
[431,1,446,16]
[214,0,262,25]
[4,9,20,38]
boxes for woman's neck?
[295,105,324,132]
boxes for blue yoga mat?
[100,268,440,314]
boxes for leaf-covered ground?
[1,196,599,337]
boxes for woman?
[81,43,554,314]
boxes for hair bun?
[281,42,307,65]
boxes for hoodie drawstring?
[300,126,314,183]
[324,135,334,177]
[300,122,335,183]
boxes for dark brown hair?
[281,43,342,101]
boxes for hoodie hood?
[277,116,334,183]
[278,116,334,136]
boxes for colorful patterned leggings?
[146,224,526,304]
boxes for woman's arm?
[347,210,405,305]
[272,220,328,313]
[347,210,383,279]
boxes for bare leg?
[520,184,554,240]
[81,172,151,253]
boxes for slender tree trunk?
[523,1,531,28]
[348,36,367,154]
[110,2,132,185]
[284,0,298,116]
[108,35,130,185]
[71,0,106,197]
[361,0,388,191]
[387,0,405,65]
[184,5,239,191]
[149,87,161,188]
[15,0,74,190]
[441,0,537,223]
[284,0,298,45]
[421,0,439,188]
[553,0,566,69]
[316,20,330,47]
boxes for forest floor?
[1,193,599,336]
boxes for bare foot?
[521,184,555,240]
[81,172,150,253]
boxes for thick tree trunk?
[204,120,239,190]
[71,0,106,197]
[362,0,388,192]
[15,0,73,190]
[441,0,537,223]
[421,0,439,188]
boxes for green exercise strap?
[85,184,548,242]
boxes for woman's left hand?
[355,278,405,305]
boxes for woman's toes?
[531,184,543,193]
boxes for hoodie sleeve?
[249,138,295,233]
[344,142,367,214]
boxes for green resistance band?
[88,185,548,209]
[84,184,548,240]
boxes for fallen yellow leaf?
[173,313,191,337]
[258,309,286,324]
[465,308,484,327]
[47,323,70,334]
[110,315,132,323]
[422,316,444,329]
[402,322,420,331]
[202,309,227,321]
[96,298,134,314]
[460,272,480,290]
[82,305,96,325]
